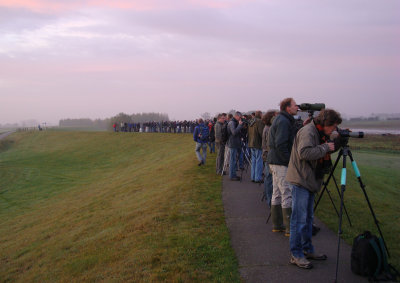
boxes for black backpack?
[351,231,399,281]
[221,123,229,144]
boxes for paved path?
[0,131,15,140]
[222,169,367,283]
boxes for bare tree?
[201,112,211,120]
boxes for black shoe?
[255,180,264,184]
[251,180,255,183]
[198,162,203,166]
[230,177,241,181]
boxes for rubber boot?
[282,207,292,237]
[271,205,284,232]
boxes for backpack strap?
[377,238,389,274]
[369,238,383,278]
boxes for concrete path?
[222,169,367,283]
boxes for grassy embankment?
[315,134,400,269]
[0,132,240,282]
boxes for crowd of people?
[193,97,343,270]
[112,120,199,133]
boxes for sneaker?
[230,176,241,181]
[198,162,203,166]
[290,255,313,269]
[304,252,327,260]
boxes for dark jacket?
[248,118,264,149]
[227,118,243,149]
[266,111,296,166]
[208,122,215,142]
[286,121,330,193]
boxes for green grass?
[315,136,400,269]
[0,132,240,282]
[347,134,400,153]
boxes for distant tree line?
[59,112,169,130]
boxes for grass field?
[315,135,400,269]
[341,119,400,130]
[0,132,240,282]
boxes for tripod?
[327,144,389,282]
[240,141,251,182]
[314,159,353,227]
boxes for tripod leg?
[323,185,340,218]
[335,151,348,283]
[331,174,352,227]
[314,149,342,213]
[266,210,271,224]
[348,150,390,258]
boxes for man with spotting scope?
[286,109,342,269]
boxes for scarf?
[315,123,332,178]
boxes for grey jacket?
[266,111,296,166]
[227,118,243,149]
[286,121,330,193]
[214,121,223,143]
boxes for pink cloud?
[0,0,252,13]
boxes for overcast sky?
[1,0,399,124]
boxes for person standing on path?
[215,113,227,175]
[267,98,299,236]
[248,110,265,183]
[261,110,278,207]
[227,112,243,181]
[286,109,341,269]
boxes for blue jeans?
[208,141,215,153]
[195,142,207,164]
[290,184,315,258]
[250,148,263,181]
[264,161,273,207]
[238,148,244,169]
[229,148,238,178]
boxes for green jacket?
[286,121,330,193]
[247,118,264,149]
